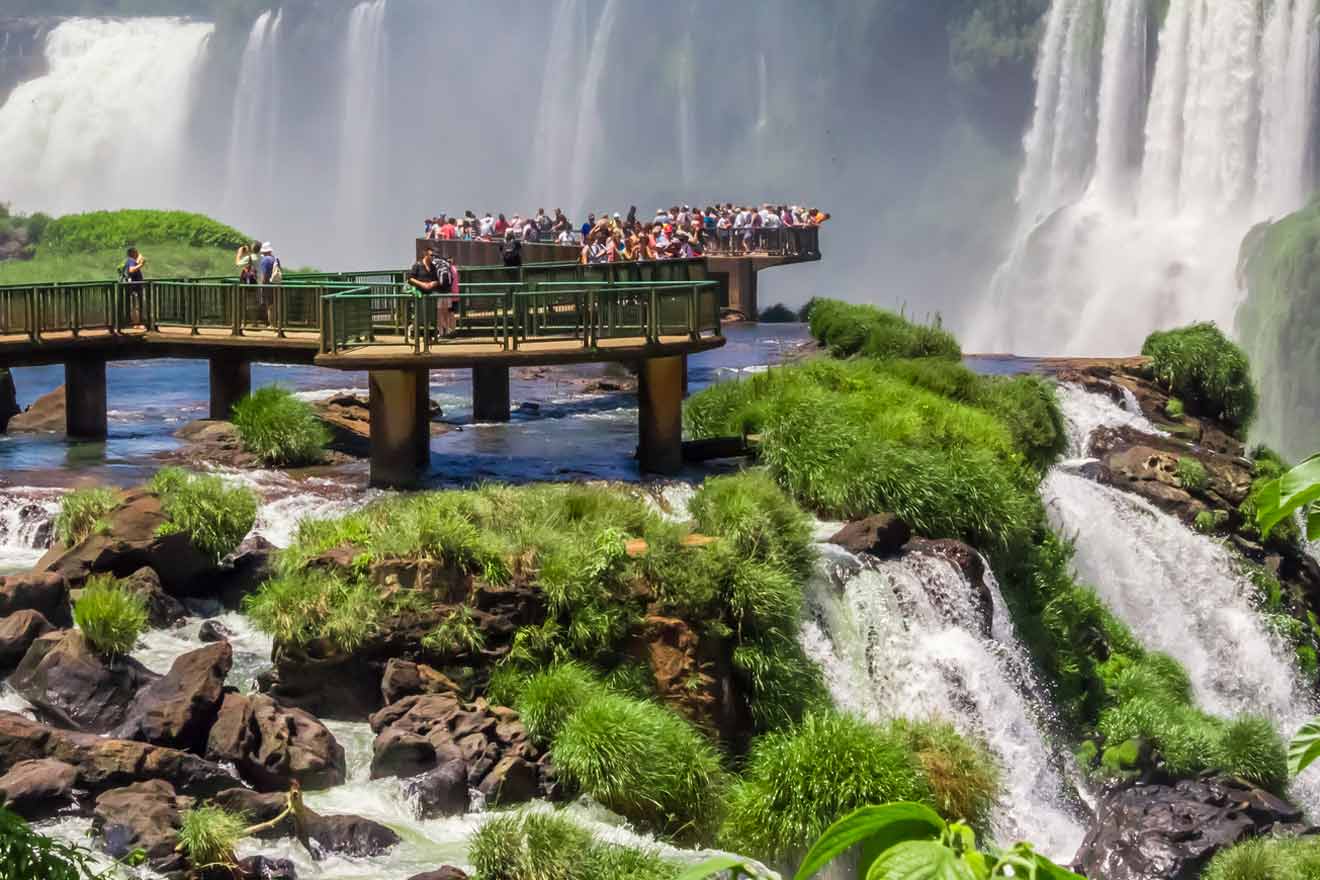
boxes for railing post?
[26,288,36,343]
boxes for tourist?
[258,242,280,326]
[121,246,147,324]
[235,240,261,284]
[407,248,457,339]
[502,231,523,268]
[495,213,509,237]
[580,213,595,240]
[480,212,495,239]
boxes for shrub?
[37,209,249,255]
[1166,397,1185,419]
[808,299,960,360]
[516,663,606,745]
[231,386,331,467]
[1176,456,1209,492]
[1141,322,1257,430]
[551,692,726,838]
[468,810,677,880]
[1202,835,1320,880]
[243,568,383,653]
[421,605,486,657]
[688,470,815,580]
[54,486,117,546]
[149,467,256,563]
[890,718,1001,828]
[975,374,1068,471]
[719,712,930,862]
[757,303,797,323]
[1211,715,1288,792]
[74,574,148,656]
[177,805,247,868]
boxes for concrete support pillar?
[729,261,759,319]
[65,359,107,440]
[472,365,511,423]
[638,355,684,475]
[209,357,251,421]
[368,368,430,488]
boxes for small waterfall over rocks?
[799,539,1087,861]
[0,486,60,573]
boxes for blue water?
[0,324,813,488]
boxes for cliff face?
[0,18,53,105]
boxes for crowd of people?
[422,203,829,262]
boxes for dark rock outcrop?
[301,812,401,857]
[0,571,71,626]
[6,385,65,433]
[92,780,189,876]
[0,711,238,797]
[115,642,232,752]
[404,761,468,818]
[10,630,159,733]
[0,758,78,819]
[206,692,346,792]
[1072,777,1311,880]
[236,855,299,879]
[406,870,469,880]
[120,566,189,628]
[381,658,462,705]
[199,619,235,643]
[0,608,54,673]
[0,368,18,432]
[630,615,745,743]
[830,514,912,558]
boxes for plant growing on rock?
[889,718,1001,828]
[1202,835,1320,880]
[73,574,149,656]
[175,804,247,870]
[469,809,678,880]
[244,568,384,654]
[54,486,117,546]
[1176,456,1209,492]
[148,467,257,563]
[1141,322,1257,430]
[516,663,605,745]
[231,386,331,467]
[421,604,486,656]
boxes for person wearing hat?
[258,242,280,326]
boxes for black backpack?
[502,239,522,266]
[436,259,454,294]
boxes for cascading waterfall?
[0,18,214,216]
[0,487,60,573]
[676,33,698,191]
[567,0,620,216]
[1045,383,1320,809]
[223,9,283,224]
[527,0,588,208]
[974,0,1320,357]
[799,541,1086,861]
[336,0,390,241]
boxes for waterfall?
[1047,383,1320,810]
[336,0,390,242]
[800,543,1086,861]
[676,35,697,192]
[975,0,1320,356]
[223,9,283,225]
[567,0,620,216]
[527,0,587,208]
[0,18,214,217]
[0,487,59,573]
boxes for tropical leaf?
[1258,454,1320,537]
[794,803,946,880]
[675,855,767,880]
[865,840,977,880]
[1289,716,1320,777]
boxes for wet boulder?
[904,538,995,639]
[381,658,461,705]
[404,760,469,818]
[236,855,299,879]
[0,608,54,673]
[302,812,400,858]
[199,619,234,643]
[120,566,188,628]
[0,368,18,432]
[829,514,911,558]
[115,642,232,752]
[0,758,79,819]
[9,630,159,733]
[92,780,189,876]
[6,385,65,433]
[0,571,71,626]
[206,692,346,792]
[1073,776,1310,880]
[406,870,469,880]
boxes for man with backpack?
[258,242,281,326]
[120,247,146,325]
[408,248,457,339]
[501,231,523,268]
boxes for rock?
[212,788,290,830]
[829,514,912,558]
[198,619,234,643]
[303,812,400,857]
[10,630,159,733]
[208,535,277,608]
[405,869,469,880]
[6,385,65,433]
[381,658,462,705]
[0,711,238,797]
[35,490,215,594]
[120,566,188,628]
[0,368,18,432]
[476,755,540,805]
[0,609,54,673]
[904,538,995,639]
[236,855,299,880]
[0,758,78,819]
[0,571,71,626]
[115,642,231,752]
[92,780,188,876]
[1072,776,1310,880]
[632,615,745,743]
[404,760,469,818]
[206,692,346,791]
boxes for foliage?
[243,568,386,654]
[73,574,149,657]
[0,803,143,880]
[421,605,486,657]
[807,299,960,360]
[54,487,117,546]
[687,470,815,580]
[1141,322,1257,430]
[1254,452,1320,542]
[176,805,247,868]
[1202,835,1320,880]
[757,303,798,323]
[0,243,249,285]
[1176,456,1208,492]
[719,712,932,862]
[516,663,605,745]
[889,719,1001,829]
[551,691,726,838]
[149,467,257,563]
[231,386,331,467]
[468,809,678,880]
[1289,716,1320,778]
[37,210,249,256]
[1166,397,1185,420]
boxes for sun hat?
[260,243,273,255]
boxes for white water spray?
[567,0,620,216]
[0,487,60,573]
[337,0,390,240]
[224,9,283,223]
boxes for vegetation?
[230,386,331,467]
[1254,451,1320,542]
[516,663,603,745]
[468,810,677,880]
[176,805,247,869]
[1141,323,1257,431]
[421,604,486,657]
[0,243,248,285]
[1202,836,1320,880]
[148,467,257,563]
[54,487,118,546]
[757,303,798,323]
[37,210,248,256]
[0,803,143,880]
[807,299,960,360]
[73,575,149,657]
[1165,397,1185,420]
[1176,456,1208,492]
[244,568,387,655]
[890,718,1001,829]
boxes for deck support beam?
[209,356,251,421]
[369,368,431,488]
[638,355,685,475]
[472,365,511,423]
[728,261,759,319]
[65,359,107,440]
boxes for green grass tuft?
[890,718,1001,828]
[1176,456,1209,492]
[421,605,487,657]
[176,804,247,868]
[688,470,816,580]
[1166,397,1185,420]
[1211,715,1288,792]
[516,663,605,746]
[73,574,148,656]
[53,487,117,547]
[148,468,256,564]
[231,386,331,467]
[243,568,384,654]
[1202,835,1320,880]
[468,810,677,880]
[1141,322,1257,430]
[807,299,961,360]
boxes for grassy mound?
[38,210,248,255]
[74,574,148,656]
[808,299,960,360]
[149,467,257,563]
[468,810,677,880]
[176,805,247,868]
[53,487,117,546]
[231,386,330,467]
[1141,322,1257,431]
[516,663,603,746]
[1202,835,1320,880]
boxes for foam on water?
[133,610,274,692]
[1056,381,1163,458]
[0,486,60,573]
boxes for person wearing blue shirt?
[257,242,278,326]
[580,213,595,240]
